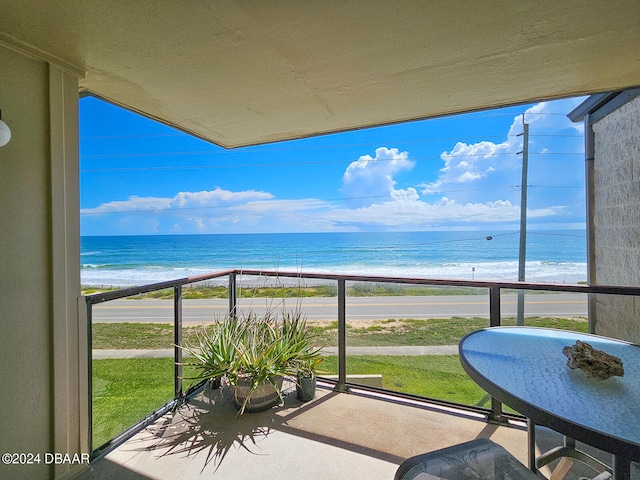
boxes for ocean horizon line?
[80,227,587,239]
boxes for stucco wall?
[592,94,640,342]
[0,45,54,480]
[0,44,82,479]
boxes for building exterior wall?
[592,95,640,342]
[0,44,83,479]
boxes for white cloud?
[422,97,586,197]
[230,197,332,215]
[80,196,172,214]
[82,186,339,234]
[81,187,274,215]
[423,138,516,194]
[171,188,272,207]
[342,147,414,205]
[325,119,578,230]
[390,187,420,201]
[324,195,564,227]
[457,171,483,182]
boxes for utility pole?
[517,117,529,325]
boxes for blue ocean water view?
[80,231,587,287]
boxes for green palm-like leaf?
[180,306,324,414]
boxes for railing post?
[489,285,501,327]
[174,284,183,399]
[334,278,350,393]
[516,289,525,326]
[487,286,506,424]
[229,272,237,318]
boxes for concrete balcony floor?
[78,379,610,480]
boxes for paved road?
[90,293,588,324]
[92,345,460,359]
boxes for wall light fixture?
[0,110,12,147]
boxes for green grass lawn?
[321,354,489,406]
[92,316,587,350]
[83,282,486,299]
[341,316,587,347]
[92,358,175,449]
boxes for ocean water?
[80,231,587,287]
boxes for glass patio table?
[459,327,640,480]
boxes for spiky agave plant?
[182,307,323,414]
[181,315,245,386]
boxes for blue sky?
[80,96,586,236]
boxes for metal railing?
[84,268,640,457]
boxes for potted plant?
[182,308,322,414]
[295,357,323,402]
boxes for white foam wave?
[296,260,587,284]
[81,266,219,287]
[81,260,587,287]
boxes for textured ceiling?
[1,0,639,147]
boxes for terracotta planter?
[233,376,284,413]
[296,374,316,402]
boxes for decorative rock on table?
[563,340,624,380]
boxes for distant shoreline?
[81,278,587,299]
[81,266,588,289]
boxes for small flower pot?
[296,374,316,402]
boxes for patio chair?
[394,438,540,480]
[534,435,612,480]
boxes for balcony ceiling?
[1,1,639,148]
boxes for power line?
[79,132,583,145]
[80,152,584,173]
[81,148,515,160]
[421,185,585,195]
[81,148,583,161]
[80,183,584,216]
